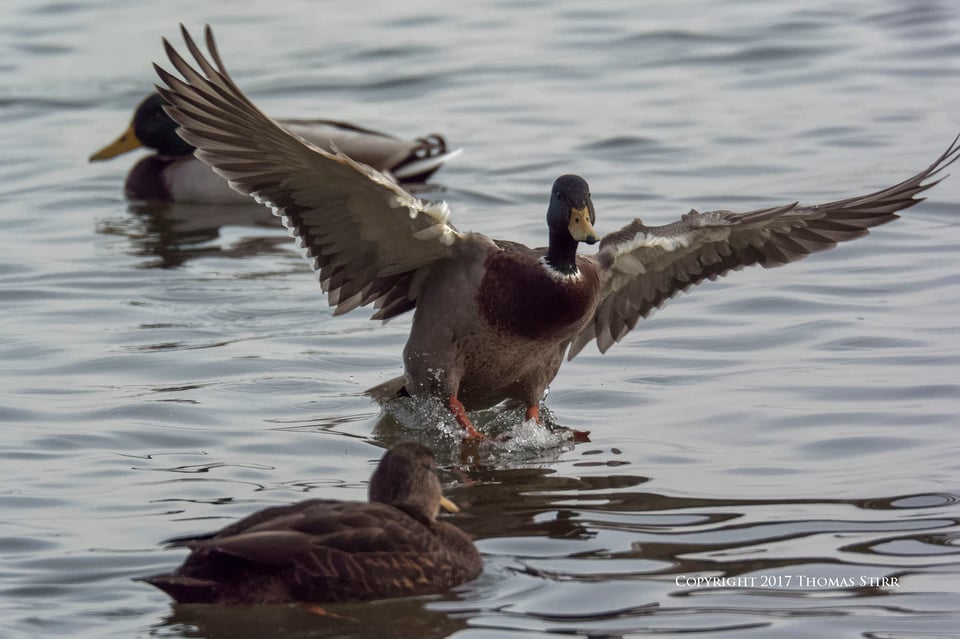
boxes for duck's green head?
[548,174,599,246]
[544,175,599,274]
[89,92,195,161]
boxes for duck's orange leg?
[449,395,484,439]
[525,404,540,422]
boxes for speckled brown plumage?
[139,443,481,605]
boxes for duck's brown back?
[140,499,481,605]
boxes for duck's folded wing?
[154,25,461,319]
[186,514,441,579]
[568,135,960,359]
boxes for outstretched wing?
[569,135,960,358]
[154,25,461,319]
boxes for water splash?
[374,397,577,464]
[494,418,574,452]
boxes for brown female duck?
[140,442,481,605]
[90,92,459,203]
[155,26,960,438]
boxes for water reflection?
[95,180,452,270]
[96,202,288,269]
[156,597,469,639]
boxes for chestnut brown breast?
[477,245,599,340]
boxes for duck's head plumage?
[368,441,458,519]
[90,92,194,161]
[545,174,599,274]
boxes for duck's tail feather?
[394,137,462,183]
[136,574,221,604]
[365,376,410,402]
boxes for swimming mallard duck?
[156,26,960,438]
[139,442,481,605]
[89,92,460,203]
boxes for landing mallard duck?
[156,26,960,438]
[139,442,481,605]
[89,92,460,203]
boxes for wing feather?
[154,25,461,319]
[569,135,960,358]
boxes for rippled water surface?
[2,0,960,637]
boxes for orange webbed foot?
[448,395,485,439]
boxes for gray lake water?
[2,0,960,637]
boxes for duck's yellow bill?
[569,206,599,244]
[89,123,142,162]
[439,496,460,513]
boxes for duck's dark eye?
[556,191,564,201]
